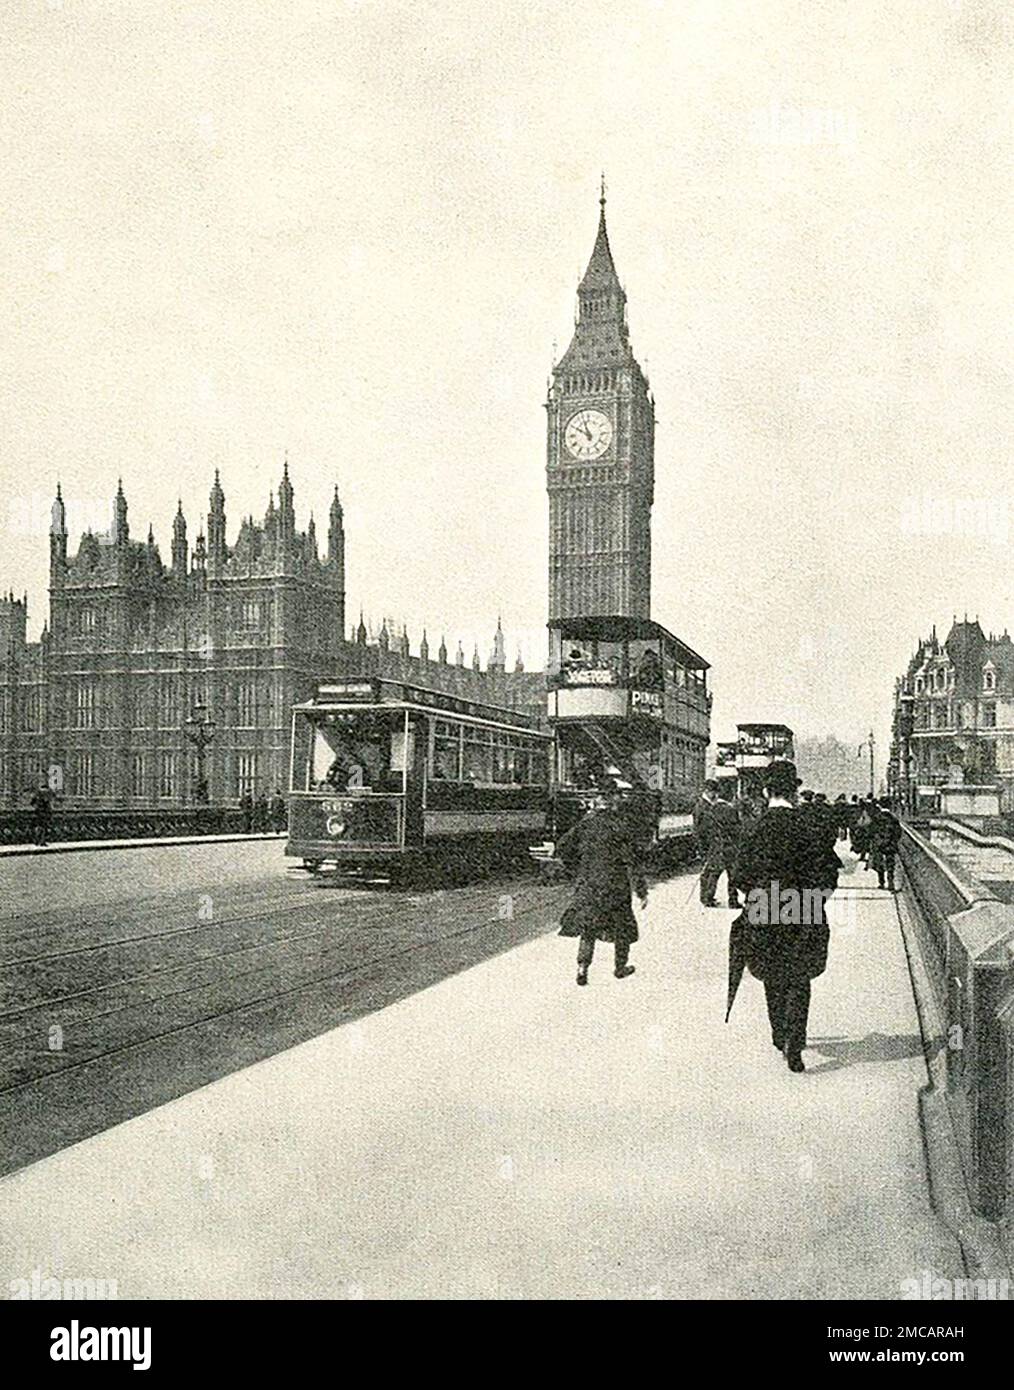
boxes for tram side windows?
[462,728,493,784]
[431,720,462,781]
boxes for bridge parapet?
[927,818,1014,883]
[0,806,249,846]
[900,822,1014,1232]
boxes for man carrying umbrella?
[727,760,840,1073]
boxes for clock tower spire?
[546,190,654,621]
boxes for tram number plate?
[295,796,400,844]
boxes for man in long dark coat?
[869,798,902,891]
[710,785,743,908]
[693,779,722,906]
[732,760,840,1073]
[556,792,648,986]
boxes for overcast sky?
[2,0,1011,764]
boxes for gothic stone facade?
[0,472,539,808]
[546,194,654,621]
[0,196,658,808]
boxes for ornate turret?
[171,499,188,577]
[50,482,67,577]
[208,469,227,566]
[328,485,344,566]
[113,479,129,547]
[278,457,295,549]
[379,621,390,652]
[398,627,410,657]
[438,635,448,664]
[356,611,368,645]
[472,643,481,673]
[489,616,506,672]
[145,523,162,578]
[455,641,464,668]
[420,630,430,662]
[306,514,317,562]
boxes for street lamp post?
[183,701,217,805]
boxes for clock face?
[565,409,612,460]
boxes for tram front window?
[307,712,403,793]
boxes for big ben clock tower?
[546,186,654,620]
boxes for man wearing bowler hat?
[729,759,840,1073]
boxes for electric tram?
[545,615,711,859]
[286,677,552,883]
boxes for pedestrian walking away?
[710,784,743,907]
[694,779,722,906]
[869,798,902,891]
[555,790,648,987]
[729,760,841,1074]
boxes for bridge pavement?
[0,856,962,1300]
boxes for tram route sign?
[317,681,378,700]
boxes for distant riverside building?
[0,471,538,807]
[546,187,654,623]
[890,617,1014,812]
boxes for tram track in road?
[0,876,571,1097]
[0,872,340,964]
[1,892,395,1016]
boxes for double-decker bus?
[545,615,711,857]
[725,722,796,798]
[287,678,551,884]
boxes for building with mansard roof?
[889,617,1014,811]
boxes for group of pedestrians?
[694,780,902,905]
[553,761,904,1077]
[839,792,902,890]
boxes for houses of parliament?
[0,193,654,807]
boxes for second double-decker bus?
[727,722,796,798]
